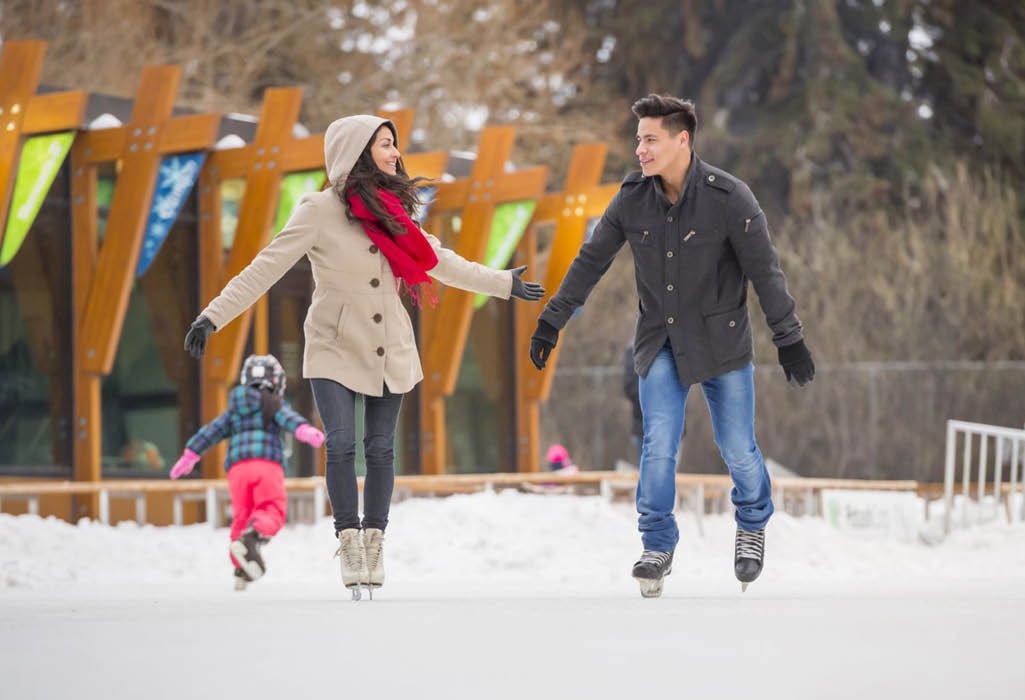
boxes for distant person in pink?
[546,444,579,475]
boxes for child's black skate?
[632,550,673,598]
[233,566,252,591]
[230,525,268,583]
[734,526,765,592]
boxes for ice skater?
[184,115,544,600]
[529,94,815,597]
[169,354,325,590]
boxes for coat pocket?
[309,299,351,342]
[703,305,751,362]
[333,303,352,341]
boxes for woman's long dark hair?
[334,122,431,237]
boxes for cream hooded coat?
[199,115,513,396]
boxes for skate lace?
[638,550,671,567]
[735,528,765,561]
[334,534,364,572]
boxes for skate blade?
[741,582,749,593]
[234,578,248,591]
[347,585,362,601]
[636,578,665,598]
[229,541,264,582]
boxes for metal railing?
[943,420,1025,534]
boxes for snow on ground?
[2,491,1024,699]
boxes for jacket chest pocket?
[627,227,662,254]
[680,227,721,247]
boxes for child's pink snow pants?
[227,458,287,545]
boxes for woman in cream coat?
[184,115,544,598]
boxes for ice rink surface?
[3,491,1024,699]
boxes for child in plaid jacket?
[169,355,324,589]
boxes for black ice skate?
[734,527,765,592]
[230,525,268,583]
[632,550,673,598]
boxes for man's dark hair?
[631,94,697,144]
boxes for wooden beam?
[0,41,47,254]
[70,65,219,512]
[204,87,304,385]
[197,159,227,477]
[278,134,325,174]
[511,144,615,473]
[79,65,220,374]
[416,126,547,474]
[513,222,540,472]
[526,144,613,402]
[22,90,88,134]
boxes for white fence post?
[134,494,146,525]
[206,486,218,528]
[313,485,325,523]
[943,420,956,535]
[99,489,110,525]
[1012,440,1022,524]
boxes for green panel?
[473,200,536,309]
[1,132,74,266]
[220,179,246,249]
[273,170,326,236]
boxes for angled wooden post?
[417,126,547,474]
[72,65,219,512]
[0,41,87,497]
[0,40,87,253]
[514,144,619,471]
[198,88,323,477]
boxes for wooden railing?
[0,472,930,528]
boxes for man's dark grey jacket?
[539,154,803,384]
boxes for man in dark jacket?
[529,94,814,597]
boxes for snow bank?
[3,490,1024,593]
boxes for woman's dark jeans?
[311,378,403,533]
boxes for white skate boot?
[334,528,366,601]
[363,528,385,599]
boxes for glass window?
[0,164,72,475]
[100,189,199,476]
[445,279,517,474]
[267,262,317,476]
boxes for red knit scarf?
[347,188,439,308]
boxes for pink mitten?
[296,424,325,448]
[169,449,200,479]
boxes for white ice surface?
[2,490,1024,700]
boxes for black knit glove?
[778,338,815,386]
[510,265,545,301]
[529,319,559,370]
[184,316,216,359]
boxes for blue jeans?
[637,344,773,552]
